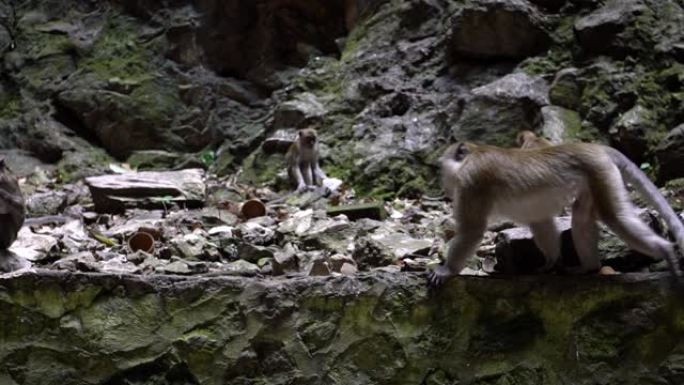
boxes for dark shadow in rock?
[103,354,199,385]
[53,99,102,148]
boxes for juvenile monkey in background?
[286,128,327,192]
[429,140,684,287]
[0,157,24,249]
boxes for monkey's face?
[299,130,317,148]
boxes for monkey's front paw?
[427,265,454,288]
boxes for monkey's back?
[458,142,611,193]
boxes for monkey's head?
[298,128,318,148]
[441,142,470,197]
[443,142,469,162]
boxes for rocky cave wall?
[0,0,682,196]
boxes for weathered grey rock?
[609,105,654,164]
[1,271,683,384]
[170,232,208,260]
[103,214,164,239]
[329,254,356,272]
[52,251,99,272]
[339,262,358,275]
[472,72,550,106]
[0,149,53,177]
[207,225,234,237]
[9,227,58,262]
[126,150,185,171]
[352,235,396,270]
[402,257,435,272]
[308,257,331,276]
[56,82,204,159]
[85,169,206,213]
[494,226,548,273]
[237,242,275,264]
[272,242,298,275]
[26,191,67,216]
[495,217,573,273]
[302,215,354,255]
[53,219,90,255]
[574,0,646,56]
[200,207,240,227]
[272,92,326,129]
[540,106,581,144]
[655,124,684,182]
[353,230,432,270]
[447,0,552,60]
[576,60,624,129]
[126,250,151,265]
[238,221,276,245]
[219,259,260,276]
[455,73,549,145]
[370,232,433,260]
[159,260,192,275]
[278,209,314,235]
[101,256,140,275]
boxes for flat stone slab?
[0,270,681,385]
[85,169,206,213]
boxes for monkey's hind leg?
[595,175,682,277]
[569,193,600,273]
[603,212,680,277]
[529,218,561,272]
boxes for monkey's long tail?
[607,147,684,277]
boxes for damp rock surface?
[0,270,682,385]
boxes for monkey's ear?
[0,156,5,169]
[453,142,469,161]
[516,132,525,146]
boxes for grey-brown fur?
[0,158,25,249]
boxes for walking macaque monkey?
[429,140,684,287]
[516,130,553,149]
[286,128,327,192]
[0,157,25,249]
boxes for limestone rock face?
[656,124,684,182]
[1,271,683,385]
[454,73,550,146]
[574,0,647,56]
[574,0,684,58]
[447,0,552,61]
[2,0,683,195]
